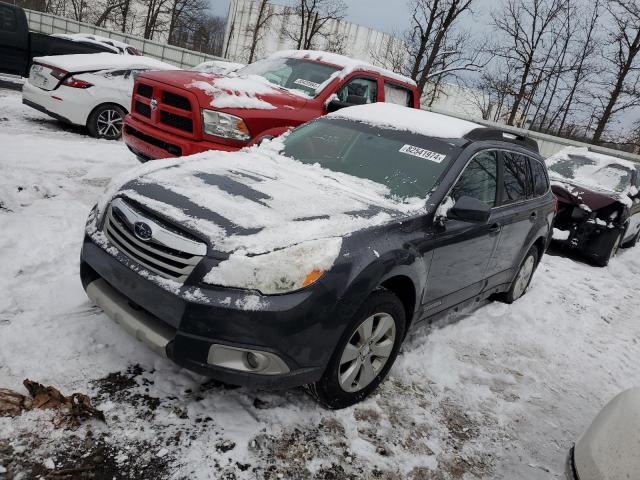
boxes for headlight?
[203,238,342,295]
[201,109,250,141]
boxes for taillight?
[48,66,68,81]
[63,77,93,89]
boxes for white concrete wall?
[222,0,402,64]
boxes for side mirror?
[326,95,368,112]
[448,196,491,223]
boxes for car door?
[423,149,501,314]
[484,151,538,285]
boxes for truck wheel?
[307,289,406,409]
[87,104,126,140]
[500,246,539,304]
[594,231,621,267]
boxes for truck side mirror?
[326,95,368,112]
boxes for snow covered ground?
[1,87,639,479]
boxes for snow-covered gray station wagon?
[80,103,555,408]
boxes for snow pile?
[547,147,637,206]
[204,237,342,293]
[32,53,177,74]
[329,103,483,139]
[188,76,277,109]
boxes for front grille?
[162,91,191,111]
[104,204,204,282]
[160,111,193,132]
[137,83,153,98]
[135,101,151,117]
[124,126,182,156]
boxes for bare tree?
[167,0,209,45]
[592,0,640,142]
[246,0,278,63]
[142,0,171,39]
[491,0,567,125]
[287,0,347,50]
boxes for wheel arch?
[379,274,418,335]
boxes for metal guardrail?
[24,9,227,68]
[426,106,640,162]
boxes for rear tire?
[621,229,640,249]
[500,246,539,304]
[87,104,126,140]
[307,289,406,409]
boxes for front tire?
[308,290,406,409]
[87,104,126,140]
[500,246,539,304]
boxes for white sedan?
[22,52,176,140]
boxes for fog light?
[245,351,261,370]
[207,344,290,375]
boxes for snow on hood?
[329,103,483,139]
[97,139,426,255]
[187,75,279,110]
[32,53,177,73]
[547,147,637,208]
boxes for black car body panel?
[80,116,555,389]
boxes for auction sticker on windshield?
[294,78,321,89]
[399,144,447,163]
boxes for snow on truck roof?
[329,103,485,139]
[269,50,416,87]
[33,53,177,73]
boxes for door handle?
[489,223,501,235]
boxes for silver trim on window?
[104,198,206,282]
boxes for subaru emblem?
[134,221,153,241]
[150,98,158,111]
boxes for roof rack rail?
[464,128,539,153]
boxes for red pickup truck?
[122,50,420,161]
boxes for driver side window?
[337,77,378,104]
[450,150,498,208]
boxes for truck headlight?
[203,238,342,295]
[201,109,250,141]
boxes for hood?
[551,179,630,211]
[141,70,309,112]
[99,142,424,255]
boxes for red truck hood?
[141,70,309,112]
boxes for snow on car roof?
[52,33,134,53]
[547,146,638,171]
[33,53,177,73]
[328,103,484,139]
[269,50,416,87]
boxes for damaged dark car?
[548,148,640,266]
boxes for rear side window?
[384,82,412,107]
[451,150,498,207]
[501,152,532,204]
[529,158,549,197]
[0,5,17,32]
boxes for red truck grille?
[131,79,198,138]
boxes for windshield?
[237,57,340,96]
[281,119,459,200]
[548,154,633,192]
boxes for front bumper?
[80,234,347,389]
[123,114,241,161]
[552,220,622,262]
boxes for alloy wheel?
[338,312,396,393]
[96,109,123,137]
[513,255,535,300]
